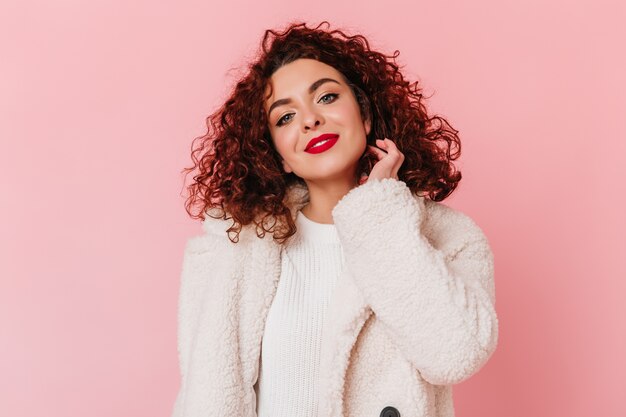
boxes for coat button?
[380,405,401,417]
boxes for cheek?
[327,104,363,127]
[272,131,296,156]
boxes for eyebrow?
[267,77,341,118]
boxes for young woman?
[172,21,499,417]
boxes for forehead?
[264,59,344,104]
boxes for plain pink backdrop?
[1,0,624,416]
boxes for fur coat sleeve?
[331,177,499,386]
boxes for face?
[264,58,371,184]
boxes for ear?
[364,116,371,136]
[282,159,293,174]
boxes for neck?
[301,173,360,224]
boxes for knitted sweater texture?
[255,211,344,417]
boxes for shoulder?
[195,211,260,249]
[423,198,488,241]
[181,214,241,256]
[185,233,217,253]
[422,197,492,257]
[180,220,241,286]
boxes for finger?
[381,140,405,176]
[392,152,404,175]
[381,139,404,163]
[382,138,400,154]
[380,139,403,160]
[368,145,387,159]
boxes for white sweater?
[254,210,345,417]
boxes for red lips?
[305,133,339,151]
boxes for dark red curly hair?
[182,20,462,244]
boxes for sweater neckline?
[295,210,340,244]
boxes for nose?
[301,107,322,132]
[304,120,321,131]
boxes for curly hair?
[182,20,462,244]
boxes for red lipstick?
[305,133,339,154]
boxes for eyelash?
[275,93,339,127]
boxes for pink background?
[1,0,624,416]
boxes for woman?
[172,21,499,417]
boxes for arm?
[172,235,216,417]
[331,178,499,385]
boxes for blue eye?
[276,93,339,126]
[276,113,293,126]
[319,92,339,104]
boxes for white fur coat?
[171,178,499,417]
